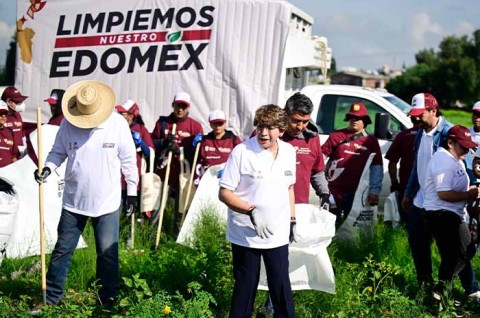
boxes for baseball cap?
[44,89,65,105]
[344,102,372,125]
[0,100,8,114]
[173,92,191,106]
[472,101,480,113]
[209,110,227,123]
[115,99,140,117]
[448,125,477,149]
[408,93,438,117]
[1,86,28,103]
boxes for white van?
[301,84,413,208]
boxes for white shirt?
[45,113,138,217]
[413,117,442,208]
[423,148,469,217]
[470,126,480,147]
[220,137,296,249]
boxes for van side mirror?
[374,113,392,140]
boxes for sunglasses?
[174,103,189,110]
[347,116,362,121]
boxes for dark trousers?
[331,191,354,228]
[407,205,479,294]
[230,243,295,318]
[425,211,471,283]
[407,205,433,283]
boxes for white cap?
[173,92,191,106]
[0,100,8,113]
[473,101,480,113]
[408,93,438,116]
[209,110,226,123]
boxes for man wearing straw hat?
[32,80,138,312]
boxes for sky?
[0,0,479,71]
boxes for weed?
[2,204,480,317]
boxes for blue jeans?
[46,208,120,304]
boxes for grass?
[443,108,471,127]
[2,203,480,317]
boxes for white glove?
[249,208,273,239]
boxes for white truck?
[300,84,413,207]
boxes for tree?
[0,34,16,86]
[387,29,480,108]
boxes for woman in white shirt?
[219,104,297,318]
[423,125,480,300]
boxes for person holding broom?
[192,109,241,185]
[31,80,138,313]
[150,92,203,232]
[116,99,155,213]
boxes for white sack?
[258,204,336,293]
[0,125,87,261]
[177,171,336,293]
[384,191,401,228]
[177,164,227,245]
[336,153,378,240]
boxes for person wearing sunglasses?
[150,92,203,230]
[403,93,480,303]
[423,125,480,302]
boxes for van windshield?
[383,96,411,114]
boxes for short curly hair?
[253,104,287,131]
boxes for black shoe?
[97,297,115,310]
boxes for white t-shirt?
[413,117,442,208]
[220,137,296,249]
[45,112,138,217]
[470,126,480,147]
[423,147,469,217]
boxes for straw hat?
[62,80,116,128]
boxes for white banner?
[15,0,291,138]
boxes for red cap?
[408,93,438,116]
[209,110,227,124]
[115,100,140,117]
[448,125,477,149]
[173,92,191,107]
[1,86,28,103]
[344,102,372,125]
[44,89,65,105]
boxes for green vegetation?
[387,29,480,109]
[1,205,480,317]
[443,108,472,127]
